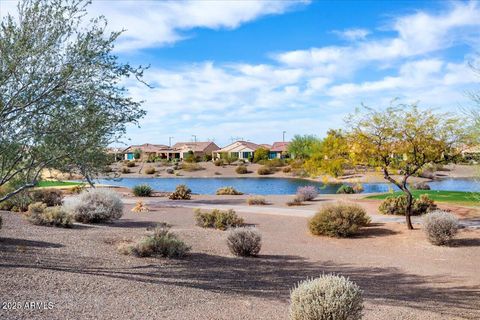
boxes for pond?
[94,177,480,195]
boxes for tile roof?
[270,142,290,152]
[172,141,219,152]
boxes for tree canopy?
[287,135,321,160]
[0,0,146,201]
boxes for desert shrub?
[336,184,355,194]
[296,186,318,201]
[144,166,156,174]
[289,274,363,320]
[227,227,262,257]
[379,194,437,216]
[26,203,72,228]
[104,166,113,172]
[413,182,430,190]
[214,159,224,166]
[214,171,222,175]
[179,162,205,171]
[2,192,34,212]
[352,183,364,193]
[194,208,244,230]
[257,166,274,175]
[216,186,243,195]
[70,185,85,194]
[267,158,285,167]
[126,161,136,168]
[236,165,248,174]
[128,224,190,258]
[67,189,123,223]
[131,201,149,213]
[309,203,370,237]
[121,167,131,174]
[287,195,304,206]
[166,168,174,174]
[423,210,459,245]
[132,184,153,197]
[282,166,292,173]
[169,184,192,200]
[31,189,63,206]
[247,196,267,205]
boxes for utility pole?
[192,135,197,144]
[283,131,286,142]
[169,137,174,147]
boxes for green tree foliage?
[253,147,269,162]
[304,130,349,177]
[133,149,142,160]
[347,103,473,229]
[287,135,321,160]
[0,0,146,202]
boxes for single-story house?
[170,141,220,160]
[269,142,290,159]
[462,145,480,161]
[213,141,262,161]
[122,143,170,161]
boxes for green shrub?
[253,147,269,163]
[125,224,190,258]
[121,167,131,174]
[309,203,370,237]
[289,274,363,320]
[423,210,459,245]
[126,161,136,168]
[266,158,285,167]
[257,166,274,175]
[379,194,437,216]
[194,208,244,230]
[352,183,364,193]
[26,202,72,228]
[227,227,262,257]
[216,186,243,195]
[169,184,192,200]
[235,165,248,174]
[247,196,267,205]
[179,163,205,171]
[336,184,355,194]
[31,189,63,206]
[144,166,156,174]
[133,184,153,197]
[0,192,34,212]
[214,159,224,166]
[66,189,123,223]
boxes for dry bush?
[235,165,248,174]
[31,189,63,206]
[131,201,149,213]
[247,196,267,205]
[194,208,244,230]
[309,203,370,237]
[126,161,136,168]
[216,186,243,195]
[289,274,363,320]
[144,166,156,174]
[257,166,274,175]
[121,167,131,174]
[287,195,304,206]
[296,186,319,201]
[413,182,431,190]
[26,202,72,228]
[179,163,205,172]
[226,227,262,257]
[66,189,123,223]
[169,184,192,200]
[423,210,459,245]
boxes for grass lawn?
[366,190,480,205]
[36,180,83,188]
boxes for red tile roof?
[270,142,290,152]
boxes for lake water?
[95,177,480,195]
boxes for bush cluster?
[169,184,192,200]
[216,186,243,195]
[257,166,274,175]
[31,189,63,206]
[144,166,156,174]
[126,161,136,168]
[235,165,248,174]
[194,208,244,230]
[379,194,437,216]
[66,189,123,223]
[423,210,459,245]
[413,182,431,190]
[336,184,355,194]
[0,192,33,212]
[227,227,262,257]
[214,159,224,166]
[289,274,363,320]
[133,184,153,197]
[121,224,191,258]
[179,163,205,172]
[309,203,370,237]
[26,202,72,228]
[296,186,318,201]
[247,196,267,205]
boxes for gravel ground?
[1,199,480,320]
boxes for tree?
[253,147,269,162]
[304,130,349,177]
[347,103,473,229]
[133,149,142,160]
[0,0,146,202]
[287,135,321,160]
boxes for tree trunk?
[404,188,414,230]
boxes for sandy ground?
[108,161,479,184]
[1,192,480,320]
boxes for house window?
[231,152,239,159]
[242,152,251,159]
[269,152,277,159]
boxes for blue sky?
[2,0,480,147]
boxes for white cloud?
[333,28,370,41]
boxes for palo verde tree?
[0,0,147,202]
[287,134,321,160]
[347,103,473,229]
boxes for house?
[171,141,220,160]
[213,141,262,161]
[122,143,170,161]
[462,145,480,161]
[269,142,290,159]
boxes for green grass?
[366,190,480,205]
[36,181,83,188]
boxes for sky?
[2,0,480,147]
